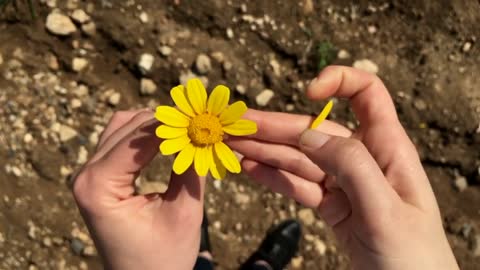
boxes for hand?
[72,109,205,270]
[228,66,459,270]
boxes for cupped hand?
[228,66,459,270]
[72,109,205,270]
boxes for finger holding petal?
[207,85,230,116]
[223,119,257,136]
[187,78,207,114]
[171,85,195,117]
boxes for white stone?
[298,208,315,226]
[158,46,172,56]
[337,49,351,59]
[46,12,77,36]
[89,132,99,146]
[235,84,246,95]
[463,41,472,53]
[286,104,295,111]
[140,78,157,95]
[139,12,149,23]
[72,57,88,72]
[81,22,96,36]
[70,9,90,24]
[453,176,468,192]
[70,98,82,109]
[213,180,222,190]
[226,28,234,39]
[314,239,327,255]
[108,92,121,106]
[138,53,155,75]
[11,166,22,177]
[23,133,33,144]
[77,146,88,165]
[234,193,250,205]
[58,125,78,142]
[291,256,304,269]
[353,59,379,74]
[269,59,281,76]
[195,54,212,74]
[256,89,274,106]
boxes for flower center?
[188,113,224,146]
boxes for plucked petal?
[156,125,188,139]
[209,149,226,180]
[194,145,210,176]
[155,106,190,127]
[219,101,247,125]
[310,100,334,129]
[214,142,241,173]
[187,78,207,114]
[172,143,196,175]
[207,85,230,116]
[159,135,191,155]
[222,119,257,136]
[171,85,195,117]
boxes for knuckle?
[72,167,98,211]
[337,138,367,160]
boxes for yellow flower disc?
[188,113,224,146]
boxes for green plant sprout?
[316,41,336,71]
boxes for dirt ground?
[0,0,479,269]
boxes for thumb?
[298,129,398,219]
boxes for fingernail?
[299,129,330,149]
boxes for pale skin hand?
[72,109,206,270]
[228,66,459,270]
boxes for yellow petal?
[172,143,196,175]
[207,85,230,116]
[155,125,187,139]
[159,135,191,155]
[219,101,247,125]
[214,142,241,173]
[310,100,334,129]
[171,85,195,117]
[187,78,207,114]
[223,119,257,136]
[194,145,211,177]
[155,106,190,127]
[210,150,226,180]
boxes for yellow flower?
[155,78,257,179]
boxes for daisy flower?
[155,78,257,180]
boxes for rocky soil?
[0,0,479,269]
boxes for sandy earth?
[0,0,479,269]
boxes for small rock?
[138,53,155,75]
[453,176,468,192]
[158,46,172,57]
[11,166,22,177]
[235,222,242,231]
[313,239,327,256]
[81,22,96,36]
[89,132,99,146]
[71,98,82,109]
[213,221,221,230]
[46,12,77,36]
[337,49,351,59]
[291,256,304,268]
[70,238,85,255]
[42,237,52,247]
[303,0,314,14]
[413,99,427,111]
[24,133,33,144]
[139,11,149,23]
[213,180,222,190]
[235,84,246,95]
[256,89,274,106]
[298,208,315,226]
[59,125,78,142]
[77,146,88,165]
[471,234,480,257]
[286,104,295,112]
[72,57,88,72]
[367,25,377,34]
[140,78,157,95]
[226,28,234,39]
[210,51,225,63]
[70,9,90,24]
[46,54,59,70]
[353,59,379,74]
[222,61,233,71]
[463,41,472,53]
[234,193,250,205]
[82,245,97,257]
[108,92,121,106]
[269,59,281,76]
[195,54,212,74]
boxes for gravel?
[138,53,155,75]
[255,89,274,106]
[46,12,77,36]
[140,78,157,95]
[70,9,91,24]
[195,53,212,74]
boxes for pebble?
[140,78,157,95]
[303,0,314,14]
[76,146,88,165]
[462,41,472,53]
[42,237,52,247]
[453,175,468,192]
[11,166,22,177]
[70,238,85,255]
[24,133,33,144]
[81,22,96,36]
[255,89,274,106]
[195,53,212,74]
[471,234,480,256]
[71,98,82,109]
[213,180,222,190]
[269,59,281,76]
[234,193,250,205]
[337,49,351,59]
[222,61,233,71]
[139,11,149,23]
[59,125,78,142]
[298,208,315,226]
[46,54,59,70]
[158,46,172,57]
[89,132,99,146]
[46,12,77,36]
[72,57,89,72]
[313,239,327,256]
[353,59,379,74]
[226,28,234,39]
[138,53,155,75]
[108,91,121,106]
[82,245,97,257]
[213,221,221,230]
[235,84,246,95]
[291,256,304,268]
[70,9,90,24]
[413,99,427,111]
[286,104,295,111]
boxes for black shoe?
[200,209,211,253]
[240,219,301,270]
